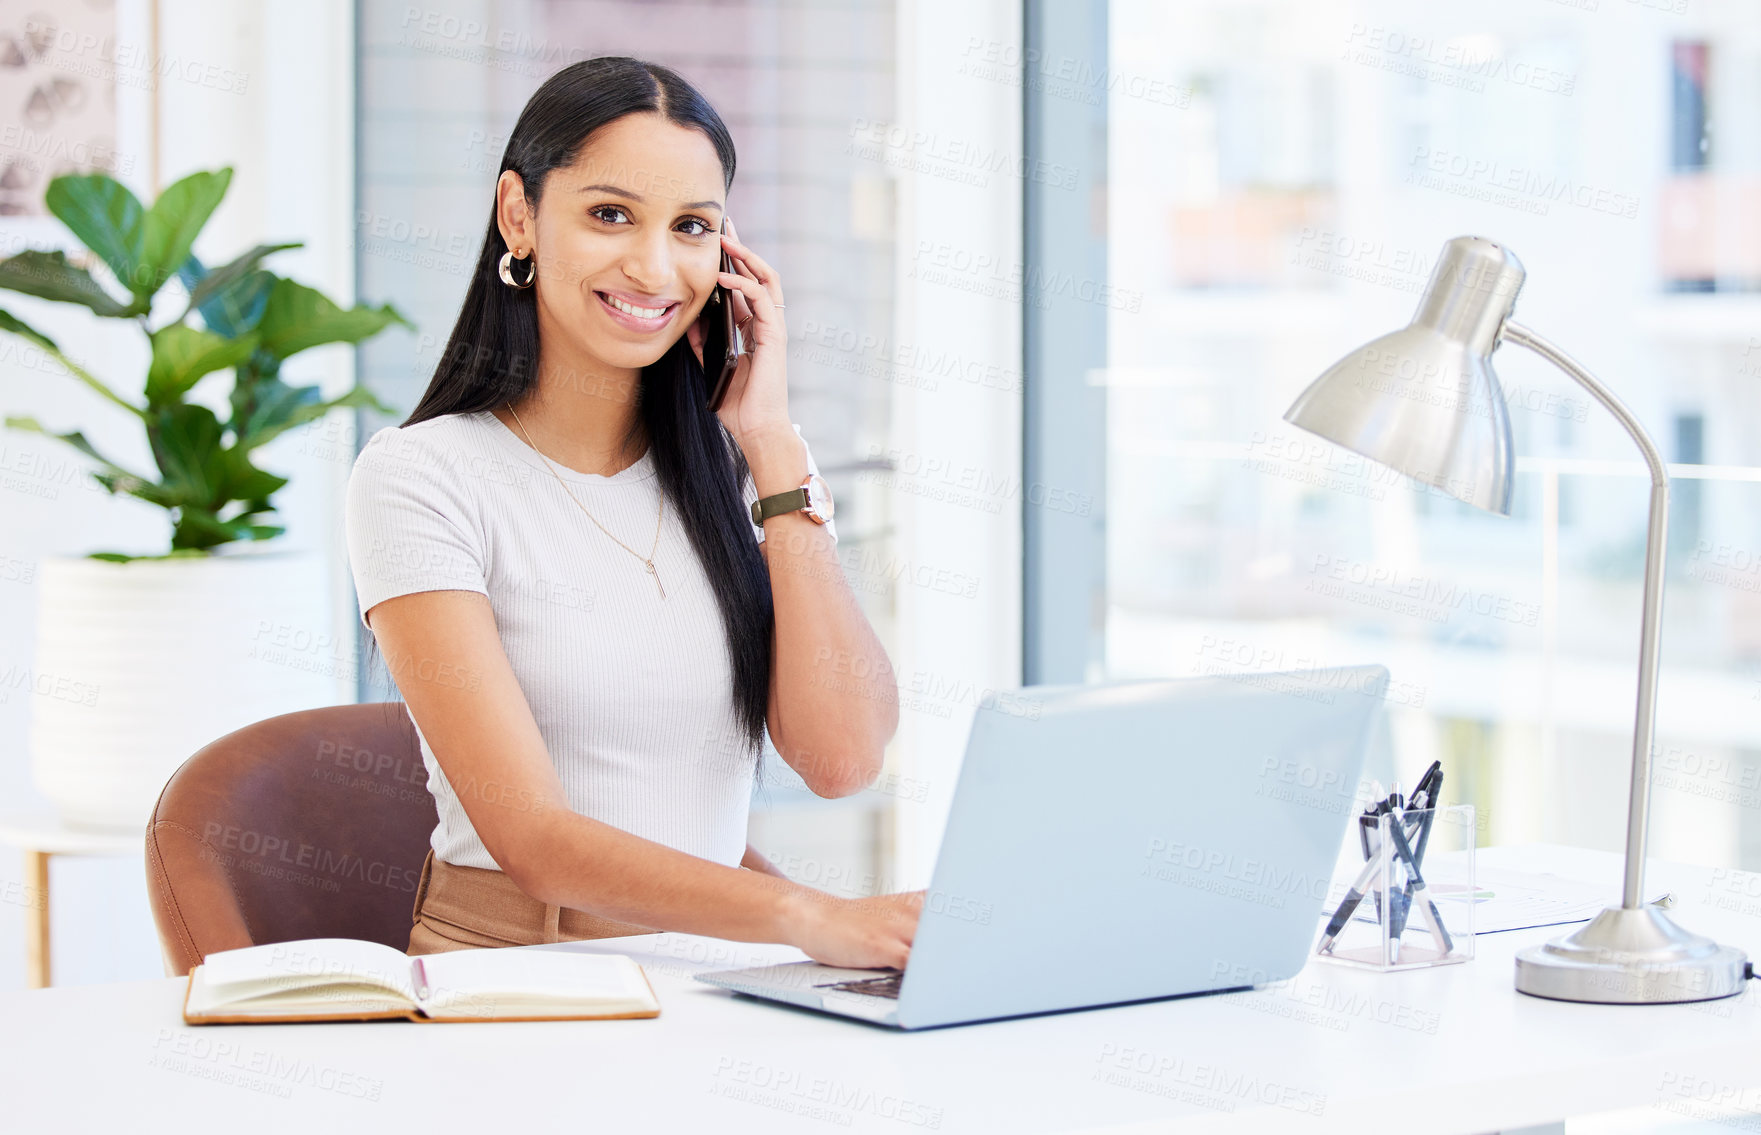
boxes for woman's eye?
[589,205,630,225]
[677,217,713,237]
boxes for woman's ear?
[495,170,532,253]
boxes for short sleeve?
[345,426,490,632]
[743,423,839,546]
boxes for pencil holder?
[1315,803,1475,971]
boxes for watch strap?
[751,487,809,527]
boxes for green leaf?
[336,381,396,417]
[147,403,226,505]
[213,447,288,503]
[237,379,391,451]
[0,307,59,352]
[234,375,317,446]
[169,507,284,552]
[3,414,167,502]
[91,469,179,506]
[171,508,246,552]
[0,250,138,317]
[0,307,144,416]
[227,350,278,435]
[44,174,145,295]
[176,252,206,296]
[185,241,300,317]
[87,548,211,562]
[197,268,275,339]
[141,406,294,524]
[254,277,411,360]
[145,323,259,407]
[138,168,232,298]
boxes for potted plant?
[1,167,408,829]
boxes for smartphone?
[701,216,742,411]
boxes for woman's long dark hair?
[391,57,772,767]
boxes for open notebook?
[183,938,660,1024]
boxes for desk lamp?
[1282,235,1748,1003]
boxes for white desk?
[3,846,1759,1134]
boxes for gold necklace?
[504,403,667,600]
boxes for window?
[1028,0,1761,870]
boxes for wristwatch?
[752,473,834,528]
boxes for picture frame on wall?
[0,1,132,219]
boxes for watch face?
[804,473,834,524]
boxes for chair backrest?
[145,702,437,975]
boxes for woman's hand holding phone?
[688,217,741,415]
[686,217,792,448]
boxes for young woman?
[344,57,919,970]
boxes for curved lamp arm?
[1501,321,1668,911]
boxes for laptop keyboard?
[813,972,903,999]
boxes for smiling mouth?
[596,291,678,321]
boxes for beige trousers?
[406,848,652,955]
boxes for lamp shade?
[1283,237,1526,515]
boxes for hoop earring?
[499,249,536,288]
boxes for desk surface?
[3,845,1758,1135]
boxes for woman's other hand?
[786,889,925,970]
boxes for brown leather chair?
[145,702,437,976]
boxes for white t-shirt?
[344,408,835,870]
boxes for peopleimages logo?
[1342,24,1577,97]
[1141,839,1330,908]
[1686,540,1761,594]
[199,823,422,893]
[1093,1044,1327,1117]
[1407,146,1639,219]
[710,1058,945,1128]
[847,118,1078,190]
[795,319,1025,395]
[1306,553,1541,628]
[861,444,1095,517]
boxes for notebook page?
[199,938,417,1003]
[185,979,413,1019]
[418,950,654,1014]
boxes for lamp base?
[1514,906,1748,1004]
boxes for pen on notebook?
[413,957,431,1001]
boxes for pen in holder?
[1315,803,1475,971]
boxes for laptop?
[695,666,1388,1029]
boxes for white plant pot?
[29,548,343,832]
